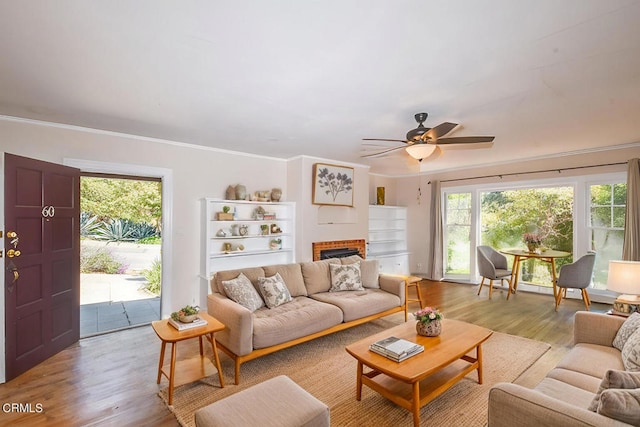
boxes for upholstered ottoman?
[194,375,330,427]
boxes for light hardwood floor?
[0,280,609,426]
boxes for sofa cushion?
[613,312,640,351]
[252,297,343,349]
[621,327,640,371]
[546,368,602,393]
[213,267,265,296]
[533,377,596,409]
[597,388,640,425]
[222,273,265,312]
[301,259,340,295]
[341,256,379,288]
[589,369,640,411]
[257,273,292,309]
[262,263,307,297]
[555,343,625,379]
[329,262,364,292]
[310,289,401,322]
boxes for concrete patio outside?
[80,241,162,337]
[80,273,160,337]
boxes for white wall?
[0,118,288,316]
[287,156,370,261]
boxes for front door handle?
[6,260,19,286]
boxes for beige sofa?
[207,256,405,384]
[488,312,634,426]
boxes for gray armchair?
[477,246,512,299]
[554,252,596,311]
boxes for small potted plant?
[414,307,443,336]
[217,205,234,220]
[270,238,282,250]
[171,305,200,323]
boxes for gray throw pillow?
[589,370,640,411]
[621,327,640,372]
[329,262,364,292]
[597,388,640,425]
[613,312,640,351]
[222,272,264,312]
[257,273,292,309]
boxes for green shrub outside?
[81,247,125,274]
[143,258,161,295]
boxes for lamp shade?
[607,260,640,295]
[405,144,436,160]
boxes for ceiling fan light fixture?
[405,144,436,161]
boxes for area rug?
[159,316,550,426]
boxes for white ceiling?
[1,0,640,176]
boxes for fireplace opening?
[319,248,361,260]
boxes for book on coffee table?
[168,316,207,331]
[369,336,424,362]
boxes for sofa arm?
[488,383,629,427]
[207,292,254,356]
[574,311,625,347]
[378,275,405,304]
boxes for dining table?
[499,248,572,300]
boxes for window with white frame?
[443,172,626,295]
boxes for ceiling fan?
[362,113,495,161]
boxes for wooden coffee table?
[152,312,225,405]
[345,319,493,427]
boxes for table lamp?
[607,260,640,316]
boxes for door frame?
[0,156,171,384]
[63,158,173,320]
[0,154,5,383]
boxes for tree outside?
[480,187,574,287]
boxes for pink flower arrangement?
[414,307,443,324]
[523,232,543,245]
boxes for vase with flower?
[523,232,543,253]
[414,307,443,337]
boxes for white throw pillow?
[257,273,292,309]
[613,312,640,351]
[621,327,640,371]
[329,262,364,292]
[341,256,379,288]
[222,272,264,312]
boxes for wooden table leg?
[208,333,225,388]
[168,342,177,406]
[404,279,409,322]
[412,382,421,427]
[508,256,522,299]
[356,361,363,401]
[156,341,166,384]
[198,335,204,356]
[477,344,484,384]
[551,258,558,300]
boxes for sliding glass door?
[442,172,626,297]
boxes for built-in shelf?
[202,198,296,279]
[368,205,409,275]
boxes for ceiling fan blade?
[434,136,495,145]
[360,145,406,158]
[422,122,458,140]
[362,138,407,143]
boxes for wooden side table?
[152,312,225,405]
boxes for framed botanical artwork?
[312,163,354,206]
